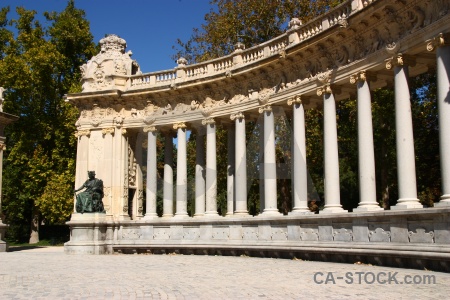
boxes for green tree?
[0,1,96,242]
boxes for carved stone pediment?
[80,34,141,92]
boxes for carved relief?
[137,189,144,214]
[242,227,258,240]
[300,228,319,241]
[369,228,391,242]
[212,226,230,240]
[154,227,170,239]
[333,228,353,242]
[271,227,288,240]
[408,228,434,243]
[122,228,142,240]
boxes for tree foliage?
[0,1,96,242]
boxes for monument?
[74,171,105,213]
[0,87,19,252]
[64,0,450,271]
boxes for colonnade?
[141,37,450,218]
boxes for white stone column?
[386,55,422,209]
[174,122,189,218]
[134,132,145,219]
[259,105,281,215]
[428,34,450,206]
[163,131,174,217]
[351,72,382,212]
[258,118,265,213]
[287,96,311,214]
[144,126,158,218]
[194,127,206,217]
[203,118,218,216]
[119,128,130,219]
[225,124,235,216]
[74,130,90,213]
[231,112,249,215]
[318,84,346,214]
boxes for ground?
[0,247,448,299]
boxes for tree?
[0,1,96,243]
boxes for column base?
[289,209,314,215]
[194,214,205,218]
[261,208,282,215]
[319,206,347,214]
[162,214,174,218]
[142,213,159,220]
[174,213,190,218]
[435,194,450,207]
[233,211,251,217]
[204,211,220,217]
[353,204,383,212]
[391,198,423,210]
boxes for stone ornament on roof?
[80,34,141,92]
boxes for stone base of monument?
[64,213,113,255]
[0,221,8,252]
[64,208,450,272]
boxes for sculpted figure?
[74,171,105,213]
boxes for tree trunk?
[29,206,40,244]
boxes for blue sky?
[4,0,212,73]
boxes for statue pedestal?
[64,213,112,255]
[0,220,8,252]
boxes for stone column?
[428,34,450,206]
[225,124,235,216]
[386,55,422,209]
[351,72,382,212]
[258,118,265,213]
[119,128,130,219]
[287,96,311,214]
[74,130,90,213]
[259,105,281,215]
[231,112,249,215]
[0,143,4,221]
[174,122,189,218]
[317,84,346,214]
[144,126,158,218]
[203,118,218,216]
[163,131,174,217]
[194,127,206,217]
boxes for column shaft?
[194,130,206,216]
[235,116,248,215]
[205,122,218,216]
[436,44,450,205]
[354,79,382,212]
[259,119,265,213]
[321,92,346,214]
[175,126,188,217]
[291,102,310,213]
[226,126,235,216]
[262,108,280,214]
[392,65,422,209]
[145,129,158,218]
[163,133,173,217]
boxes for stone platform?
[0,221,7,252]
[65,208,450,272]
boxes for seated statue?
[74,171,105,213]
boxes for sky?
[3,0,213,73]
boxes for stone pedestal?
[0,221,7,252]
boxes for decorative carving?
[137,189,144,214]
[350,71,375,84]
[408,228,434,243]
[369,228,391,242]
[202,117,215,125]
[426,33,450,52]
[316,84,333,96]
[258,89,272,105]
[287,95,302,106]
[300,228,319,241]
[230,112,245,121]
[242,227,258,240]
[75,130,90,137]
[385,54,415,70]
[271,227,288,240]
[173,122,187,130]
[143,126,157,133]
[288,18,302,30]
[258,105,272,114]
[122,229,142,240]
[101,127,115,136]
[333,228,353,242]
[121,128,127,135]
[114,115,124,126]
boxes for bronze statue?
[74,171,105,213]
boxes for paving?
[0,247,449,299]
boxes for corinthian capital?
[385,54,415,70]
[143,126,157,133]
[101,127,115,136]
[317,84,333,96]
[173,122,187,130]
[230,112,245,121]
[201,117,215,125]
[287,95,302,106]
[258,105,272,114]
[349,71,376,84]
[426,33,450,52]
[75,129,90,137]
